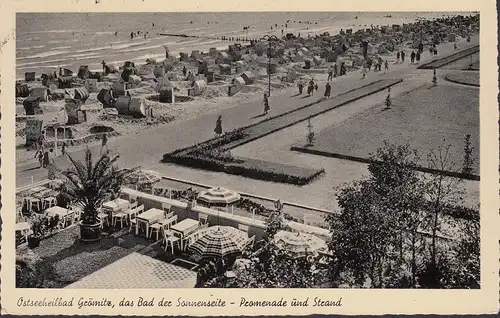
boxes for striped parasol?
[188,226,248,259]
[197,187,241,206]
[273,230,328,259]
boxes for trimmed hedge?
[164,151,325,186]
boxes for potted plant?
[60,148,133,243]
[27,216,46,249]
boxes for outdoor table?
[135,208,165,236]
[16,222,31,241]
[28,186,48,194]
[170,218,199,250]
[45,206,73,220]
[102,198,129,212]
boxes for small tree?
[462,134,475,175]
[432,69,437,86]
[385,87,392,109]
[306,118,315,146]
[423,139,465,283]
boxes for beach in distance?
[16,12,466,79]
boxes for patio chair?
[112,210,128,228]
[42,196,57,210]
[130,195,138,204]
[149,217,172,241]
[129,201,138,210]
[24,197,41,213]
[199,213,208,225]
[97,209,110,228]
[164,214,178,228]
[162,202,171,213]
[162,228,180,254]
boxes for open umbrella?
[189,226,248,259]
[197,187,241,214]
[273,230,328,259]
[124,169,163,185]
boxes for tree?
[327,142,426,288]
[423,139,465,281]
[462,134,475,175]
[306,118,315,146]
[60,148,133,241]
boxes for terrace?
[15,174,334,289]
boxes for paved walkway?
[16,36,479,188]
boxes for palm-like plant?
[60,148,132,226]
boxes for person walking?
[361,66,367,79]
[434,47,438,56]
[308,80,314,96]
[410,51,416,64]
[34,147,44,168]
[262,93,270,115]
[214,115,223,136]
[327,65,333,81]
[401,51,405,63]
[396,51,400,63]
[314,83,318,92]
[416,50,421,63]
[297,79,304,95]
[384,60,389,72]
[46,148,56,180]
[182,65,187,77]
[324,82,331,98]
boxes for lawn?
[445,71,479,87]
[293,85,479,174]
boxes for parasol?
[124,169,163,185]
[188,226,248,259]
[197,187,241,206]
[273,230,328,259]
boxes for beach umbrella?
[273,230,328,259]
[197,187,241,206]
[189,226,248,259]
[124,169,163,185]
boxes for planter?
[27,236,41,249]
[79,221,103,243]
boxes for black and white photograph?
[1,1,499,315]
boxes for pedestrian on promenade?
[308,80,314,96]
[61,142,67,157]
[314,83,318,92]
[361,67,367,79]
[327,66,333,81]
[43,150,49,168]
[410,51,416,64]
[34,148,43,168]
[401,51,405,63]
[434,47,438,56]
[384,60,389,72]
[297,79,304,95]
[214,115,223,136]
[263,93,270,115]
[324,82,331,98]
[396,51,400,63]
[101,133,108,155]
[47,148,56,180]
[453,43,458,50]
[182,66,187,77]
[416,51,421,63]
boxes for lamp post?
[260,35,279,96]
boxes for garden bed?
[445,72,479,87]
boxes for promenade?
[16,35,479,190]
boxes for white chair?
[199,213,208,225]
[162,228,180,254]
[129,201,138,210]
[43,196,57,210]
[149,220,166,241]
[130,195,138,204]
[16,222,31,242]
[24,197,41,213]
[162,202,171,212]
[112,211,128,228]
[97,209,110,228]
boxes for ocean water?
[16,12,466,79]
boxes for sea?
[16,12,471,79]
